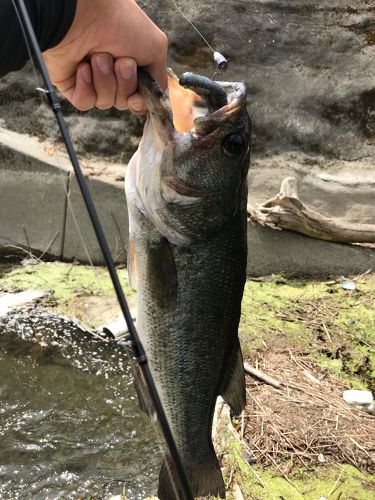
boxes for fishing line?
[167,0,228,74]
[11,1,194,499]
[168,0,215,52]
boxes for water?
[0,309,161,499]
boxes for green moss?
[232,274,375,497]
[223,439,375,500]
[239,279,317,353]
[245,464,374,499]
[2,265,373,387]
[0,261,133,319]
[239,275,374,390]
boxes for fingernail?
[119,60,135,80]
[130,100,146,113]
[81,65,92,85]
[96,54,111,75]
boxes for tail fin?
[158,454,226,500]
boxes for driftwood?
[247,177,375,243]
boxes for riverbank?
[0,261,374,498]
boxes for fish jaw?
[137,68,176,144]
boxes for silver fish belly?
[125,69,251,499]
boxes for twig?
[247,464,267,491]
[232,479,245,500]
[3,244,41,261]
[39,231,60,260]
[322,322,332,342]
[244,362,282,389]
[247,177,375,243]
[334,441,363,472]
[349,437,372,459]
[245,438,297,488]
[240,411,245,440]
[328,467,345,497]
[22,226,32,254]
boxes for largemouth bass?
[125,69,251,499]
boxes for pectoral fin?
[220,341,246,416]
[147,237,178,310]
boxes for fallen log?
[247,177,375,244]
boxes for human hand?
[42,0,167,113]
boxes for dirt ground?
[229,272,375,499]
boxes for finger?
[127,92,148,115]
[145,30,168,90]
[72,64,96,111]
[91,53,117,110]
[53,63,96,111]
[113,58,137,110]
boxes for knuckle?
[159,31,168,51]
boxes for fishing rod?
[11,1,193,499]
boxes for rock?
[1,1,373,164]
[154,0,375,161]
[343,389,373,404]
[100,316,133,341]
[0,128,128,263]
[0,290,48,317]
[343,389,374,413]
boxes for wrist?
[57,0,109,48]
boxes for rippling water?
[0,309,161,499]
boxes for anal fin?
[133,365,155,418]
[220,342,246,416]
[147,237,177,310]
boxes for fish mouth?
[137,68,247,140]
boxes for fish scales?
[126,69,251,499]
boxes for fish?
[125,68,251,499]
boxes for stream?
[0,308,161,499]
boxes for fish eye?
[222,133,246,158]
